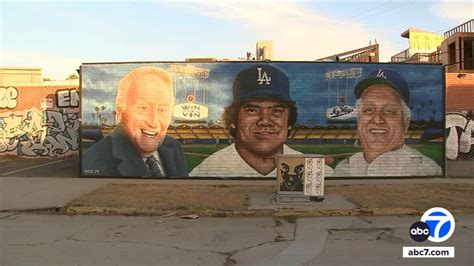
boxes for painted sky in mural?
[82,62,444,127]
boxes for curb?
[63,206,474,218]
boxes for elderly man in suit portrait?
[83,66,188,177]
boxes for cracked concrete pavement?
[1,213,472,265]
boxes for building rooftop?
[401,27,438,38]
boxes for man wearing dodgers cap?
[333,68,441,177]
[191,64,333,177]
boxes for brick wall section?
[446,73,474,113]
[10,85,79,110]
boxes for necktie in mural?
[145,156,163,177]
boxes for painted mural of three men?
[82,62,443,179]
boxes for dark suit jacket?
[82,126,188,178]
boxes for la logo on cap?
[257,68,272,85]
[376,69,387,79]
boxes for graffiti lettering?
[0,138,19,153]
[1,114,24,139]
[57,89,79,107]
[0,86,18,109]
[41,98,54,109]
[0,109,80,157]
[446,112,473,160]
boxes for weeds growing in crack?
[224,257,237,266]
[273,217,282,227]
[282,215,298,224]
[274,235,286,242]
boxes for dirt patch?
[66,184,275,216]
[65,183,474,217]
[327,183,474,213]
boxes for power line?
[351,2,407,24]
[344,0,392,21]
[332,1,393,27]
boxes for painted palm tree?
[100,106,106,125]
[420,102,426,120]
[94,106,100,125]
[430,109,437,122]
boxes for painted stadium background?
[81,62,444,178]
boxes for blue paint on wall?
[82,62,444,126]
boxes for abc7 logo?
[410,222,430,242]
[410,207,455,242]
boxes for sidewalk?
[0,177,115,211]
[3,213,472,265]
[1,177,473,217]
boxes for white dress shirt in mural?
[190,143,333,177]
[333,145,442,177]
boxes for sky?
[0,0,472,80]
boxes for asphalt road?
[0,157,80,177]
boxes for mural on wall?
[0,87,80,158]
[81,62,445,178]
[332,68,442,176]
[82,67,187,177]
[446,112,473,160]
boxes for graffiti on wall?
[0,86,19,109]
[446,112,473,160]
[0,88,80,158]
[0,109,80,157]
[57,89,79,108]
[81,62,445,178]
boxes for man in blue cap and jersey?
[191,65,333,177]
[333,68,441,177]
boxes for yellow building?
[0,67,42,86]
[402,28,445,56]
[0,67,79,87]
[391,28,445,63]
[256,40,273,61]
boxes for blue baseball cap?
[232,65,295,105]
[354,68,410,106]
